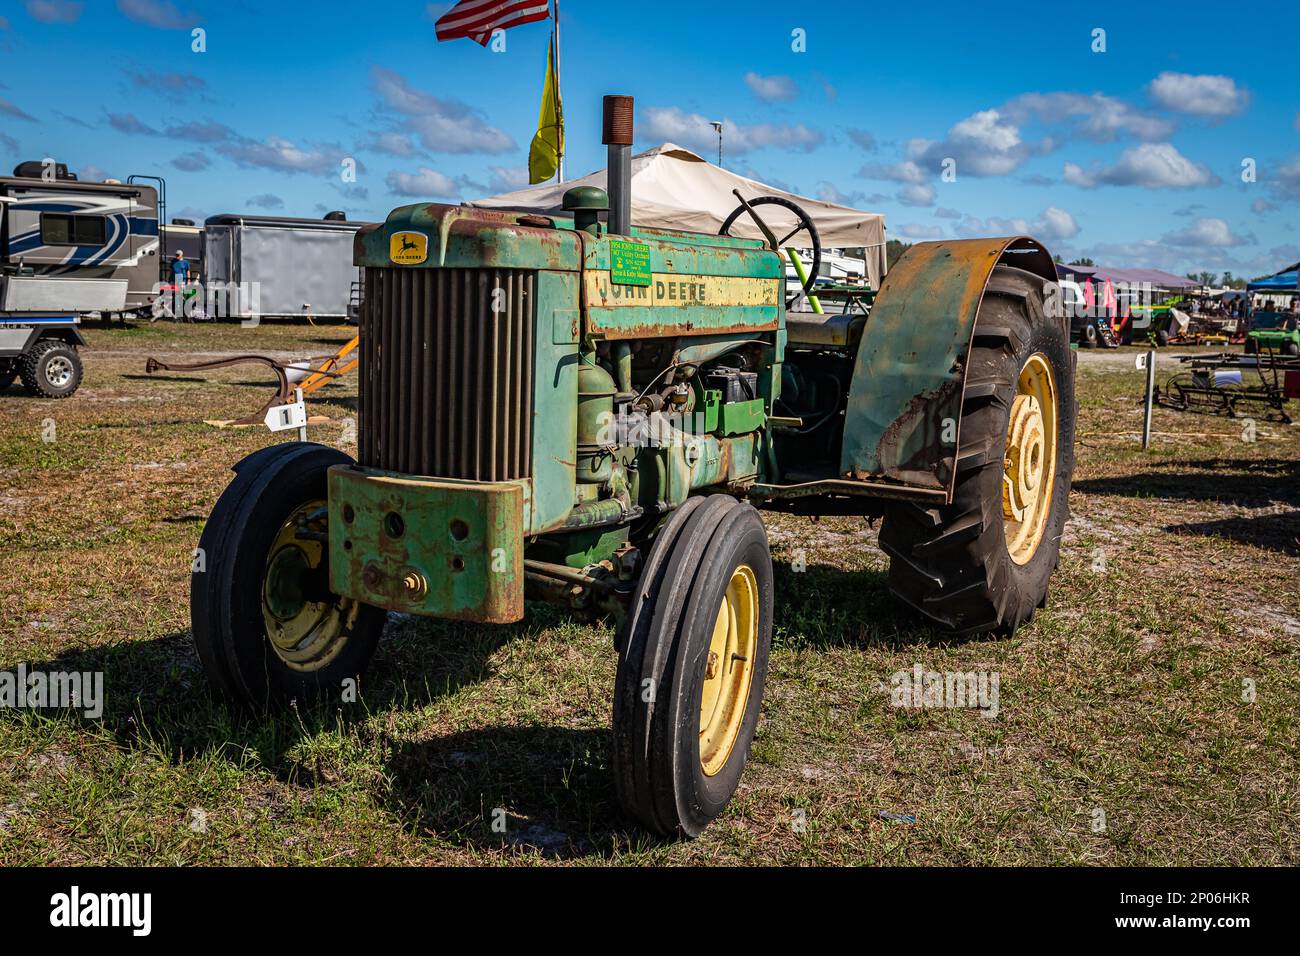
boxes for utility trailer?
[202,213,369,323]
[191,96,1076,838]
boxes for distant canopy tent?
[1247,263,1300,292]
[467,143,889,289]
[1055,263,1198,291]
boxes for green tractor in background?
[191,97,1076,838]
[1244,306,1300,356]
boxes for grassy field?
[1,321,1297,865]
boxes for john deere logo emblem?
[390,231,428,265]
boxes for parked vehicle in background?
[1244,305,1300,356]
[1061,279,1117,348]
[0,162,165,321]
[0,308,85,398]
[202,212,370,323]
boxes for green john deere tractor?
[192,96,1076,838]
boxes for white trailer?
[202,214,368,322]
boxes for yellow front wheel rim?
[1002,353,1059,565]
[261,499,358,672]
[699,564,759,777]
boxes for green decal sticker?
[610,239,651,286]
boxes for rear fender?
[838,236,1056,499]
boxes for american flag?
[435,0,551,46]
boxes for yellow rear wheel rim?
[261,499,358,672]
[699,564,758,777]
[1002,353,1059,565]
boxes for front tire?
[191,442,385,710]
[20,340,83,398]
[613,495,774,838]
[880,264,1076,636]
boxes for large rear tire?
[613,495,774,837]
[879,264,1075,636]
[191,442,386,710]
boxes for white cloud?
[1161,217,1250,248]
[954,207,1079,242]
[1006,92,1173,142]
[247,194,284,210]
[846,128,876,152]
[171,151,210,172]
[1147,72,1248,117]
[858,159,928,184]
[165,120,235,143]
[744,72,797,102]
[1272,157,1300,198]
[220,136,354,176]
[116,0,200,30]
[1063,143,1218,189]
[897,184,935,207]
[25,1,82,24]
[895,223,945,240]
[641,106,823,155]
[1252,198,1277,214]
[0,96,35,121]
[386,167,459,198]
[124,69,207,100]
[371,67,515,155]
[108,112,157,135]
[487,166,530,192]
[934,207,962,220]
[816,182,887,207]
[905,108,1041,177]
[364,131,420,157]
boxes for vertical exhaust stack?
[602,95,634,235]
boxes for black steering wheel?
[719,194,822,308]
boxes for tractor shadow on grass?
[12,610,542,775]
[13,565,975,859]
[381,726,639,859]
[1073,457,1300,554]
[10,613,656,860]
[1072,457,1300,507]
[772,560,987,650]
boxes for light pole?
[709,121,723,167]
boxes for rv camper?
[0,162,163,319]
[202,213,368,323]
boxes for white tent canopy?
[468,143,888,289]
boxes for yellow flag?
[528,33,563,184]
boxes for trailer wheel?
[1080,323,1098,348]
[880,264,1075,636]
[612,494,773,838]
[191,442,385,710]
[20,340,83,399]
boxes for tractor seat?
[784,310,867,350]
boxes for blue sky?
[1,0,1296,278]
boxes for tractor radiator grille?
[358,267,535,481]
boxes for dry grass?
[1,323,1297,865]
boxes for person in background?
[171,250,190,286]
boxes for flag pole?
[553,0,564,182]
